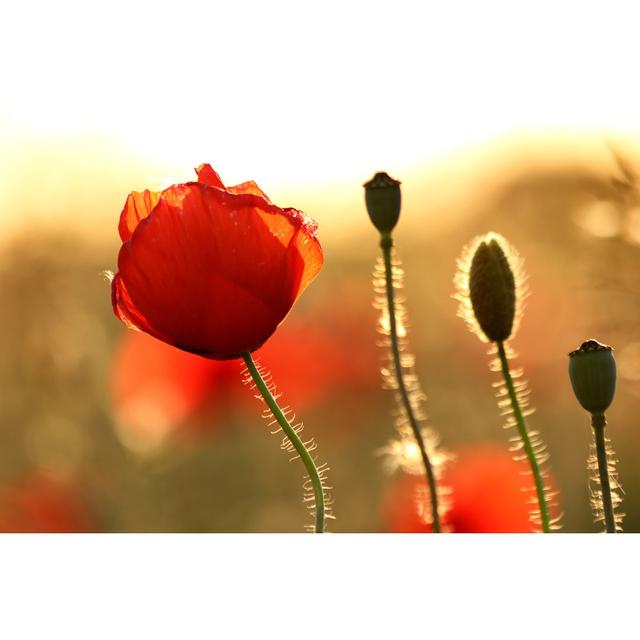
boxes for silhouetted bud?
[364,172,401,233]
[468,236,516,342]
[568,340,616,416]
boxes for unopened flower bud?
[364,172,401,234]
[568,340,616,416]
[469,235,516,342]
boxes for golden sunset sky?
[2,1,640,239]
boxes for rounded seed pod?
[568,340,616,416]
[468,236,516,342]
[363,172,401,234]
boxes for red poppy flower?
[111,164,323,360]
[0,475,96,533]
[382,445,558,533]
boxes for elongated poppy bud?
[364,172,401,234]
[568,340,616,416]
[468,235,516,342]
[454,232,555,531]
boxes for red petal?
[197,164,272,203]
[195,163,225,189]
[290,225,324,298]
[111,272,171,344]
[227,180,272,203]
[117,183,321,359]
[253,207,323,301]
[118,190,162,242]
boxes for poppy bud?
[568,340,616,416]
[468,235,516,342]
[363,172,401,233]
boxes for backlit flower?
[382,446,558,533]
[0,475,96,533]
[111,164,323,359]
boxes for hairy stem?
[242,352,325,533]
[380,232,441,532]
[496,341,551,533]
[592,414,616,533]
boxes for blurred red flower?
[111,330,240,451]
[0,476,95,533]
[252,318,379,414]
[112,164,323,360]
[382,445,555,533]
[111,302,379,450]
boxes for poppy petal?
[227,180,272,203]
[111,273,171,344]
[118,190,162,242]
[195,163,225,189]
[253,207,323,299]
[290,226,324,298]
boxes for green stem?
[496,340,551,533]
[592,414,616,533]
[242,352,325,533]
[380,232,441,533]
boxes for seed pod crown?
[363,172,402,234]
[568,339,616,416]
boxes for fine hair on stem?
[374,232,450,532]
[589,414,624,533]
[242,352,333,533]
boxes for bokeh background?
[2,1,640,532]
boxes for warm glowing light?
[574,202,622,239]
[618,342,640,383]
[3,1,640,232]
